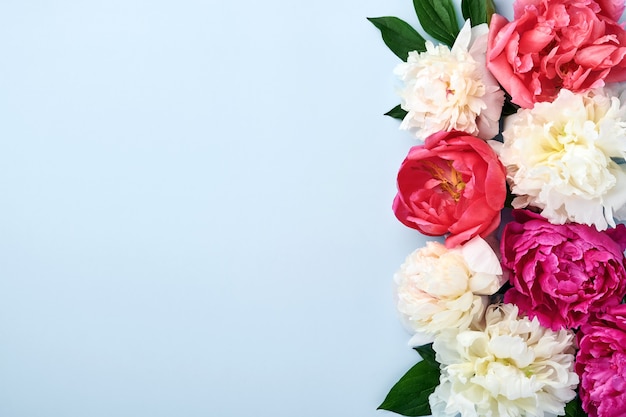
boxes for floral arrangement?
[368,0,626,416]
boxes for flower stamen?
[424,161,466,201]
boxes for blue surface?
[0,0,513,416]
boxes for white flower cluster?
[429,304,579,417]
[395,21,504,140]
[394,237,504,347]
[500,88,626,230]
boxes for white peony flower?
[393,237,504,347]
[500,88,626,230]
[429,304,579,417]
[394,20,504,141]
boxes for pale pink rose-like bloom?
[393,237,504,347]
[395,20,504,140]
[577,304,626,417]
[487,0,626,108]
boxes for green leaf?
[385,104,408,120]
[378,359,440,416]
[565,396,587,417]
[461,0,496,26]
[367,16,427,60]
[485,0,496,24]
[461,0,471,20]
[413,343,438,368]
[413,0,459,46]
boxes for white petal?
[408,332,434,347]
[461,236,503,275]
[451,20,473,54]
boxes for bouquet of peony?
[369,0,626,416]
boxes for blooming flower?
[577,304,626,417]
[394,237,504,346]
[395,20,504,140]
[499,88,626,230]
[393,130,507,248]
[487,0,626,108]
[501,209,626,330]
[429,303,579,417]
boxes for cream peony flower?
[394,20,504,141]
[393,237,504,347]
[500,88,626,230]
[429,304,579,417]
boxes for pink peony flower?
[395,21,504,140]
[487,0,626,108]
[393,130,506,248]
[501,209,626,330]
[577,305,626,417]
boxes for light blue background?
[0,1,512,416]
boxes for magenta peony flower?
[392,130,506,248]
[501,209,626,330]
[487,0,626,108]
[577,305,626,417]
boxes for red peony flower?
[392,130,506,248]
[577,304,626,417]
[487,0,626,108]
[501,209,626,330]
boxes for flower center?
[426,161,466,201]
